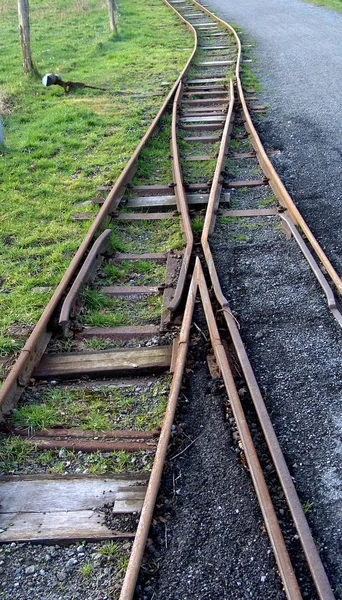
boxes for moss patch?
[0,0,192,359]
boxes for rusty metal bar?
[59,229,112,327]
[280,213,342,328]
[207,79,234,235]
[119,266,198,600]
[25,439,156,452]
[192,2,337,596]
[168,81,194,311]
[10,428,158,440]
[195,258,302,600]
[0,2,198,417]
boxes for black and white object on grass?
[42,73,62,87]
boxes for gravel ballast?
[212,210,342,591]
[137,333,287,600]
[203,0,342,274]
[189,0,342,593]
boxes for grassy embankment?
[0,0,192,365]
[302,0,342,11]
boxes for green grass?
[0,0,192,360]
[109,218,183,254]
[182,158,217,184]
[81,291,163,327]
[131,114,173,185]
[301,0,342,11]
[232,233,250,242]
[101,260,165,286]
[0,436,154,475]
[241,219,268,230]
[192,215,204,233]
[257,195,278,207]
[10,377,171,432]
[80,562,94,578]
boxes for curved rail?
[0,4,198,417]
[190,0,342,297]
[1,1,338,598]
[169,81,194,311]
[280,213,342,327]
[59,229,112,328]
[196,2,336,598]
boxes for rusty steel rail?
[195,259,302,600]
[207,79,234,234]
[120,3,337,598]
[190,0,342,297]
[169,81,194,311]
[194,2,336,597]
[119,261,198,600]
[0,3,198,418]
[59,228,112,328]
[120,258,305,600]
[1,1,338,598]
[280,213,342,327]
[202,167,336,600]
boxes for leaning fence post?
[0,118,4,146]
[107,0,117,33]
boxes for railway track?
[1,0,341,598]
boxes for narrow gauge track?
[0,0,341,599]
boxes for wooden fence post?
[107,0,117,33]
[18,0,34,74]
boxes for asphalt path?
[204,0,342,276]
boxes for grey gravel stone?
[25,565,35,575]
[65,558,78,571]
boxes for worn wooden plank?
[181,123,225,131]
[184,88,226,94]
[200,32,227,37]
[186,183,210,191]
[12,428,156,440]
[126,195,176,208]
[182,105,227,112]
[78,325,160,341]
[186,77,226,85]
[160,253,179,330]
[201,45,231,50]
[59,229,112,328]
[101,285,160,296]
[189,192,231,204]
[0,511,136,543]
[0,476,146,513]
[224,179,269,188]
[122,194,224,208]
[0,474,148,541]
[185,155,216,161]
[183,98,228,105]
[221,208,278,217]
[180,116,225,123]
[34,346,172,379]
[130,184,174,195]
[113,252,167,263]
[197,60,234,67]
[116,212,176,221]
[183,135,221,143]
[27,438,156,453]
[194,22,218,27]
